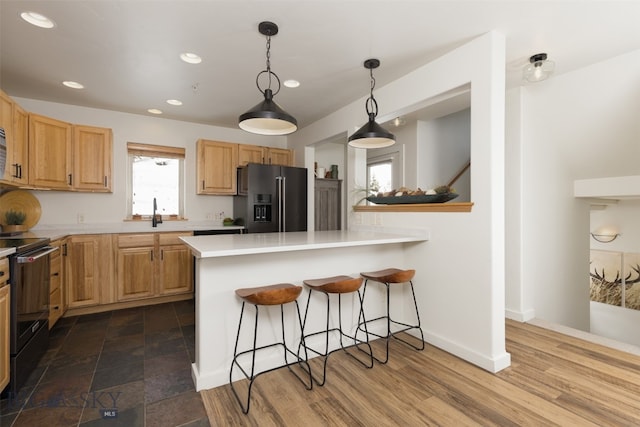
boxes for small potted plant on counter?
[4,209,27,233]
[223,217,235,226]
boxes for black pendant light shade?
[239,21,297,135]
[348,58,395,149]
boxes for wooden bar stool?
[299,275,373,386]
[229,283,312,414]
[358,268,425,364]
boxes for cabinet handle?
[12,163,19,178]
[150,250,154,262]
[160,249,164,261]
[53,272,59,276]
[18,164,22,179]
[202,180,205,190]
[0,271,4,277]
[104,176,107,187]
[62,243,68,256]
[68,174,73,185]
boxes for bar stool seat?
[358,268,425,364]
[230,283,311,414]
[299,275,373,386]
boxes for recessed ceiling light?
[20,11,55,29]
[166,99,183,106]
[283,79,300,88]
[147,109,163,115]
[180,52,202,64]
[62,81,84,89]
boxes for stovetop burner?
[0,237,50,254]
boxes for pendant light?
[239,21,297,135]
[348,58,395,149]
[523,53,555,83]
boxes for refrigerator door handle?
[276,176,283,232]
[281,176,286,232]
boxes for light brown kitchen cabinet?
[73,125,113,192]
[237,144,293,167]
[49,238,65,329]
[115,232,193,302]
[158,232,193,295]
[0,90,29,185]
[0,256,10,391]
[29,113,73,190]
[65,235,113,308]
[196,139,238,195]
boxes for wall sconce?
[590,232,621,243]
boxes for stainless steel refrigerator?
[233,163,307,233]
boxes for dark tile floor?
[1,300,210,427]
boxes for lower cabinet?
[0,256,10,391]
[115,232,193,302]
[65,234,113,308]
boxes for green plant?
[5,209,26,225]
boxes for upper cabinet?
[29,113,73,190]
[0,90,29,185]
[0,90,113,192]
[238,144,292,167]
[73,125,112,192]
[196,139,238,195]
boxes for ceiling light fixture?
[393,117,406,127]
[20,11,55,28]
[523,53,555,83]
[283,79,300,88]
[238,21,297,135]
[147,108,163,115]
[166,99,183,106]
[62,81,84,89]
[180,52,202,64]
[348,59,395,149]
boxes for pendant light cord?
[365,66,379,118]
[255,31,281,96]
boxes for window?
[367,150,401,196]
[127,142,185,219]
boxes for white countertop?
[181,229,428,258]
[0,247,16,258]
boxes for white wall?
[505,49,640,331]
[288,32,510,372]
[11,97,286,226]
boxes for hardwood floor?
[202,320,640,426]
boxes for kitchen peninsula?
[181,229,428,391]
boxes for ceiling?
[1,1,639,130]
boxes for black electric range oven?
[0,237,56,397]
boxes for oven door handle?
[16,246,58,263]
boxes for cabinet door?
[158,244,193,295]
[73,125,112,192]
[266,148,292,166]
[29,113,72,189]
[66,236,101,308]
[196,139,238,195]
[11,104,29,185]
[116,247,155,300]
[0,283,9,391]
[238,144,265,166]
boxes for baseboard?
[505,308,535,322]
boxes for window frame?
[126,142,186,221]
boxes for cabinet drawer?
[118,234,155,248]
[50,264,61,293]
[158,232,192,246]
[0,257,9,284]
[49,287,63,327]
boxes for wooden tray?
[0,190,42,229]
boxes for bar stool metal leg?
[229,285,312,414]
[298,276,373,386]
[358,269,425,364]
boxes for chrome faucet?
[152,197,162,227]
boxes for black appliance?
[234,163,307,233]
[1,237,55,396]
